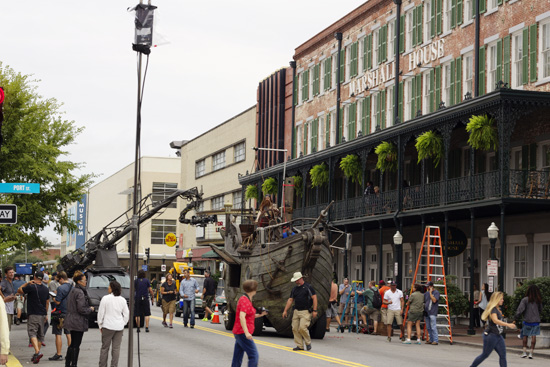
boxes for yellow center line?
[151,315,370,367]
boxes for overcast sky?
[2,0,364,242]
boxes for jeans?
[183,299,195,326]
[231,333,258,367]
[424,315,438,343]
[471,332,507,367]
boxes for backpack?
[371,288,382,309]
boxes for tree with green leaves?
[0,64,95,252]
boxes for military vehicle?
[211,201,335,339]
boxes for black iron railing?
[293,170,550,222]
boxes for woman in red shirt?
[231,280,267,367]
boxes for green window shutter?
[302,71,309,101]
[480,0,486,14]
[312,119,318,152]
[362,37,368,72]
[450,59,456,106]
[398,81,404,122]
[349,103,356,140]
[457,0,463,26]
[339,50,345,83]
[293,126,297,158]
[325,114,330,147]
[365,96,371,134]
[521,27,529,84]
[496,39,503,87]
[351,42,358,77]
[303,123,308,155]
[293,75,298,106]
[400,15,405,54]
[339,108,344,143]
[479,46,486,96]
[529,143,537,170]
[455,57,462,104]
[314,64,320,96]
[435,66,442,109]
[367,34,373,70]
[381,91,386,129]
[324,58,331,91]
[503,35,511,85]
[436,0,443,35]
[412,8,418,47]
[451,0,456,29]
[430,69,435,112]
[431,0,436,39]
[417,4,423,46]
[521,145,529,170]
[415,74,422,116]
[382,25,388,62]
[361,97,367,135]
[497,0,503,5]
[411,77,416,119]
[530,24,538,82]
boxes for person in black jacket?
[64,272,94,367]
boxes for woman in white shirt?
[97,281,129,367]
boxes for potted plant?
[415,130,443,167]
[245,185,259,201]
[340,154,362,184]
[375,141,397,173]
[310,163,329,188]
[466,114,498,151]
[261,177,278,196]
[293,175,303,197]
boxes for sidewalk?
[439,324,550,359]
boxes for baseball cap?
[388,280,396,286]
[426,281,434,286]
[379,280,386,286]
[34,271,44,280]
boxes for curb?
[8,352,23,367]
[446,339,550,359]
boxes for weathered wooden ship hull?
[212,219,333,338]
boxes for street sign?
[0,204,17,224]
[488,276,495,292]
[142,265,148,271]
[161,264,166,272]
[165,232,177,247]
[487,260,499,276]
[0,183,41,194]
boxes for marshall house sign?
[349,39,446,95]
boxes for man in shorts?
[360,281,381,334]
[378,280,390,329]
[382,280,404,342]
[403,284,424,344]
[325,279,342,332]
[18,271,49,364]
[49,272,72,361]
[160,274,177,328]
[201,270,216,321]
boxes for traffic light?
[145,247,150,261]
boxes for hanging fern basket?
[245,185,259,201]
[310,163,329,188]
[293,175,303,197]
[375,141,397,173]
[340,154,362,184]
[415,130,443,167]
[466,114,498,151]
[261,177,278,196]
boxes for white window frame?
[371,93,380,129]
[404,78,413,121]
[405,10,414,52]
[152,182,178,208]
[307,121,314,154]
[345,46,352,81]
[318,115,325,151]
[422,71,431,115]
[373,29,380,66]
[232,191,242,210]
[319,60,326,96]
[308,67,314,100]
[543,244,550,277]
[151,219,177,245]
[296,124,303,156]
[385,252,394,280]
[463,52,474,99]
[403,250,413,291]
[297,71,303,104]
[487,0,498,12]
[464,0,473,24]
[443,0,452,33]
[511,147,522,171]
[462,251,470,294]
[487,42,498,92]
[539,20,550,81]
[424,0,433,41]
[332,53,338,89]
[343,105,350,141]
[330,110,337,147]
[211,195,225,211]
[358,37,365,73]
[195,159,205,178]
[212,151,226,171]
[513,245,528,286]
[442,62,452,107]
[386,85,394,128]
[234,142,245,163]
[512,31,524,88]
[388,21,395,61]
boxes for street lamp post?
[393,231,403,288]
[488,222,499,261]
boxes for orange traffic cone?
[211,303,221,324]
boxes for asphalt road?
[8,306,549,367]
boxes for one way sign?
[0,204,17,224]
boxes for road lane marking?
[150,316,371,367]
[8,352,23,367]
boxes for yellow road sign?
[165,232,177,247]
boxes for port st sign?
[0,204,17,224]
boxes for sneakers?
[292,347,304,351]
[31,352,43,364]
[431,342,439,345]
[402,339,411,344]
[162,321,168,327]
[387,337,391,342]
[306,344,312,351]
[416,340,422,345]
[169,323,173,328]
[184,324,188,328]
[41,342,46,347]
[202,317,208,321]
[145,327,149,333]
[48,354,63,361]
[521,352,527,358]
[528,353,533,359]
[190,325,194,329]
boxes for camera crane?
[57,187,217,276]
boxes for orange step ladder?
[402,226,453,344]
